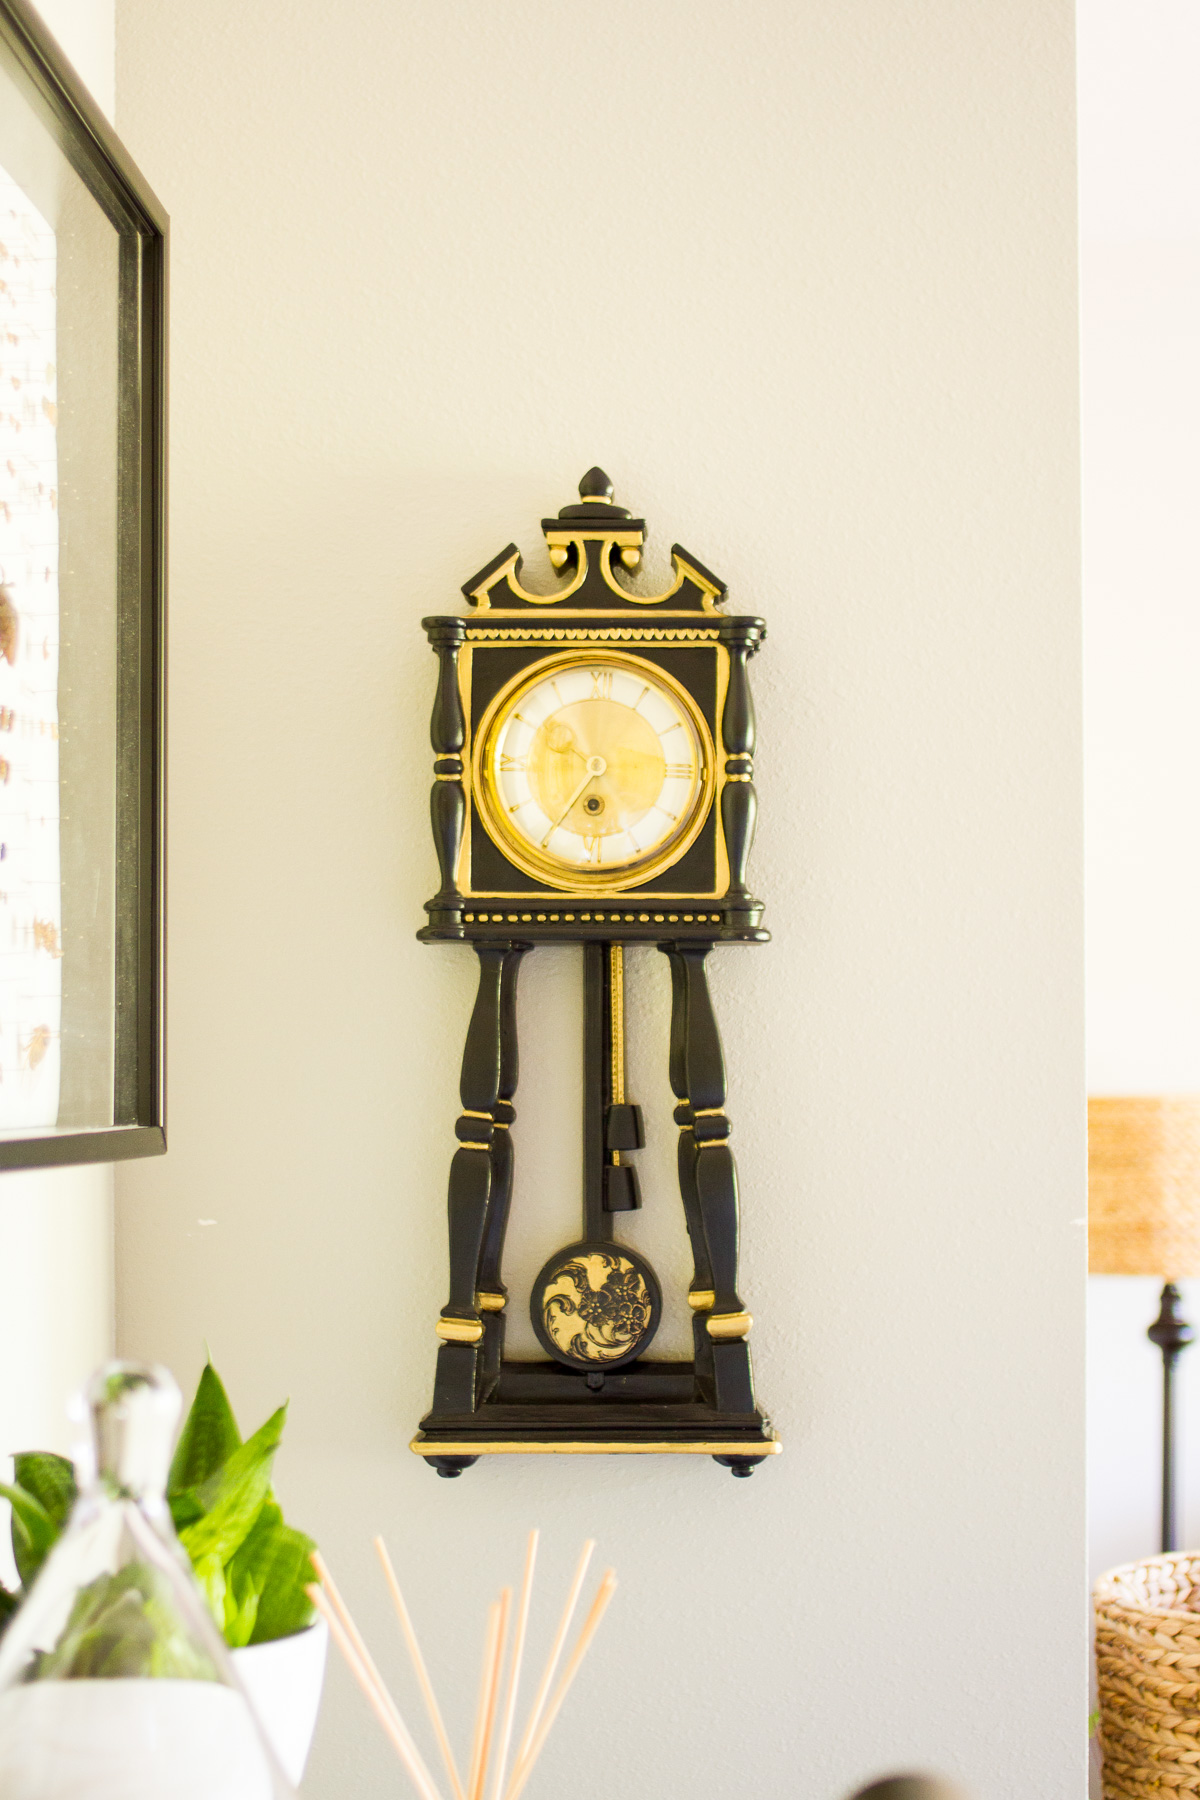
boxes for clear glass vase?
[0,1362,292,1800]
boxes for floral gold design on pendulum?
[540,1250,654,1364]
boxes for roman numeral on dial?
[499,753,526,772]
[664,762,694,779]
[590,669,613,700]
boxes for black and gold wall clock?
[411,469,780,1478]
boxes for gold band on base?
[410,1437,781,1458]
[706,1310,753,1341]
[435,1316,484,1344]
[687,1289,715,1311]
[476,1291,507,1313]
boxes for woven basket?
[1095,1553,1200,1795]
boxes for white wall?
[0,0,115,1496]
[35,0,113,116]
[0,1166,112,1467]
[112,5,1084,1797]
[1080,1,1200,1581]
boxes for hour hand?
[541,755,606,845]
[543,719,577,756]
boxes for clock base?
[411,1384,780,1476]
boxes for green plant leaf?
[177,1404,287,1568]
[12,1453,76,1530]
[249,1525,316,1645]
[189,1550,228,1637]
[32,1564,218,1682]
[0,1482,59,1587]
[230,1500,317,1647]
[0,1364,318,1654]
[168,1488,205,1534]
[168,1362,242,1496]
[221,1511,273,1649]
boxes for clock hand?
[543,718,576,755]
[542,755,606,845]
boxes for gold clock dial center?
[529,701,661,839]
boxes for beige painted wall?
[113,5,1085,1796]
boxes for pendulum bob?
[529,1242,663,1386]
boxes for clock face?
[474,651,715,890]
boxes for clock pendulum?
[528,940,663,1378]
[411,469,780,1477]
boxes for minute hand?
[541,754,606,846]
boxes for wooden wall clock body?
[411,470,780,1477]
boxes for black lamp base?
[1147,1281,1195,1554]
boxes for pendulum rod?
[610,942,625,1105]
[582,941,642,1240]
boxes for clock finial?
[578,466,613,506]
[557,468,636,525]
[553,467,631,524]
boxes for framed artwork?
[0,0,166,1167]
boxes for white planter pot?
[231,1618,328,1787]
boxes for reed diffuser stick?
[308,1585,444,1800]
[472,1588,511,1800]
[310,1554,441,1800]
[314,1532,615,1800]
[467,1601,502,1800]
[374,1535,467,1800]
[510,1537,595,1777]
[505,1572,617,1800]
[490,1530,539,1800]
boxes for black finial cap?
[578,466,614,505]
[554,465,632,522]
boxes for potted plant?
[0,1361,326,1784]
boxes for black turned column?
[664,942,756,1416]
[432,944,521,1416]
[1148,1281,1195,1554]
[475,947,527,1396]
[665,948,715,1387]
[718,618,765,921]
[425,619,466,930]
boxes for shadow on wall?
[849,1782,967,1800]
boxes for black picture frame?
[0,0,166,1168]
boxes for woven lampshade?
[1089,1096,1200,1278]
